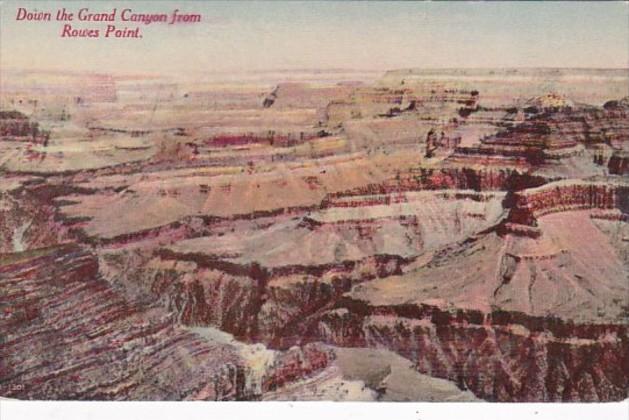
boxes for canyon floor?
[0,68,628,401]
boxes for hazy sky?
[1,1,628,75]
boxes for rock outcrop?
[508,179,628,226]
[316,302,628,402]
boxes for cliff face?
[100,250,265,340]
[260,343,334,393]
[0,245,246,400]
[323,86,478,127]
[608,152,629,175]
[0,186,71,253]
[508,180,628,225]
[99,245,409,345]
[96,188,506,347]
[322,166,546,198]
[316,302,628,402]
[449,99,629,176]
[308,196,629,402]
[1,245,338,400]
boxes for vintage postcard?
[0,1,627,417]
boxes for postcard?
[0,1,627,418]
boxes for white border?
[1,400,628,420]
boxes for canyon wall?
[508,180,628,225]
[315,299,628,402]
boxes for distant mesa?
[524,93,574,112]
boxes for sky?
[1,1,628,75]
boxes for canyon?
[0,68,627,401]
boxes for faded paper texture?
[0,1,628,403]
